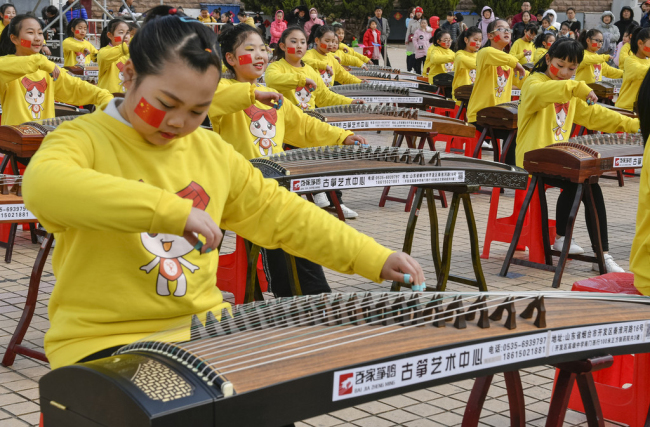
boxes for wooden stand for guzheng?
[473,102,519,163]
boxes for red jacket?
[363,28,381,58]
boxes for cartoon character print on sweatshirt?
[245,105,278,156]
[495,66,510,98]
[75,52,86,66]
[140,182,209,297]
[552,102,570,141]
[523,49,532,63]
[593,64,602,81]
[469,69,477,83]
[320,69,333,87]
[21,77,47,119]
[444,62,454,73]
[294,86,312,110]
[116,61,126,92]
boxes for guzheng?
[0,116,77,158]
[453,85,521,103]
[476,101,519,129]
[347,70,400,81]
[597,102,637,118]
[432,72,454,88]
[329,83,456,110]
[304,104,475,136]
[351,65,419,76]
[588,78,622,98]
[251,144,528,193]
[65,62,99,78]
[523,132,644,183]
[0,175,36,223]
[39,292,650,427]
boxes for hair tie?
[169,8,177,14]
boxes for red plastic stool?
[216,236,268,305]
[481,181,556,263]
[559,274,650,427]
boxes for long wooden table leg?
[504,370,526,427]
[551,184,584,288]
[392,187,425,292]
[461,193,488,292]
[472,128,489,158]
[462,375,493,427]
[284,252,302,297]
[2,233,53,367]
[499,130,518,164]
[4,223,18,263]
[500,176,537,277]
[436,193,461,291]
[425,188,442,280]
[536,178,554,266]
[0,153,10,173]
[546,369,576,427]
[244,241,264,304]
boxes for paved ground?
[0,44,640,426]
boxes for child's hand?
[184,207,223,254]
[83,48,91,56]
[255,90,284,109]
[515,63,525,79]
[352,99,365,105]
[586,91,598,105]
[304,78,317,92]
[343,134,368,146]
[326,65,333,75]
[50,65,60,81]
[333,55,341,63]
[41,45,51,56]
[380,252,426,290]
[362,64,369,71]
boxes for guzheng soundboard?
[476,101,519,129]
[523,132,644,183]
[432,72,454,88]
[0,175,36,223]
[304,104,475,136]
[251,144,528,193]
[329,83,456,110]
[589,77,622,98]
[39,292,650,427]
[0,116,77,158]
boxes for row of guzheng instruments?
[39,291,650,426]
[330,83,456,109]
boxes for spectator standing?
[198,8,216,25]
[406,7,414,29]
[363,20,382,64]
[641,1,650,28]
[270,10,286,46]
[542,9,560,28]
[412,17,430,73]
[455,13,468,32]
[512,2,537,25]
[535,9,544,21]
[512,10,532,41]
[566,7,581,37]
[477,6,495,46]
[369,5,391,66]
[117,0,135,18]
[304,7,324,38]
[405,6,424,72]
[614,7,638,42]
[596,11,620,54]
[441,11,460,43]
[63,0,88,21]
[291,6,308,29]
[42,4,67,55]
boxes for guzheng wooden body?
[64,62,98,77]
[432,72,454,88]
[454,86,521,104]
[476,102,519,129]
[0,175,36,223]
[597,102,637,118]
[304,104,475,136]
[329,83,456,110]
[588,78,622,98]
[352,65,419,76]
[523,133,644,183]
[251,145,528,193]
[0,116,77,158]
[39,292,650,427]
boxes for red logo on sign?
[338,373,354,396]
[615,158,620,166]
[292,181,300,191]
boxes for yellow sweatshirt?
[62,37,98,67]
[265,59,353,110]
[615,55,650,111]
[532,47,548,63]
[302,49,362,87]
[618,43,632,71]
[575,50,623,83]
[467,47,525,123]
[423,45,455,84]
[516,72,640,168]
[452,50,477,102]
[23,100,393,368]
[0,22,5,40]
[630,136,650,295]
[197,15,216,24]
[0,54,113,126]
[510,38,535,64]
[209,79,352,159]
[97,42,130,94]
[336,42,370,67]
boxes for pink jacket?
[304,17,324,38]
[270,19,287,44]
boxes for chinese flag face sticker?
[114,36,122,43]
[549,64,559,76]
[469,41,477,47]
[238,54,252,65]
[75,29,80,34]
[287,47,296,54]
[591,42,598,48]
[134,97,165,128]
[20,39,31,48]
[320,42,328,50]
[494,35,501,43]
[644,46,650,53]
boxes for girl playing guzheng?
[332,23,370,68]
[615,27,650,112]
[516,38,640,272]
[509,23,537,65]
[302,24,362,88]
[452,26,481,104]
[62,18,98,67]
[97,18,131,94]
[210,23,370,297]
[575,29,623,84]
[22,15,425,370]
[422,28,455,84]
[0,15,113,126]
[532,31,556,63]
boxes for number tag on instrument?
[0,204,36,221]
[351,96,423,104]
[614,156,642,168]
[84,70,99,77]
[511,90,521,96]
[291,171,465,193]
[333,120,433,131]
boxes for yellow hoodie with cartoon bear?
[62,37,98,67]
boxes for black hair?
[639,69,650,144]
[308,24,334,46]
[129,15,220,84]
[531,38,583,74]
[482,19,507,48]
[537,9,545,15]
[560,21,570,30]
[566,7,575,12]
[0,3,15,17]
[374,5,382,10]
[456,26,481,50]
[200,7,207,12]
[541,16,551,25]
[455,13,464,22]
[534,31,555,48]
[219,21,260,72]
[579,29,602,49]
[0,14,38,56]
[429,28,450,46]
[66,17,87,38]
[100,18,128,47]
[524,23,538,35]
[45,5,58,16]
[237,10,246,17]
[128,21,138,31]
[143,6,186,24]
[447,11,453,16]
[625,22,640,37]
[631,27,650,54]
[272,25,306,61]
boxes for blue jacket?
[65,3,88,21]
[642,12,650,28]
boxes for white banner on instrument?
[332,332,548,401]
[511,90,521,96]
[332,120,433,131]
[548,321,647,356]
[291,171,465,192]
[84,70,99,77]
[353,97,424,104]
[614,156,643,168]
[0,204,36,221]
[374,82,419,88]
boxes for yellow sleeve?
[282,101,353,147]
[340,51,365,67]
[98,43,129,63]
[208,80,257,120]
[332,59,362,85]
[454,53,475,71]
[265,63,306,91]
[0,55,55,84]
[625,57,650,80]
[220,147,392,282]
[602,62,624,79]
[430,51,451,65]
[302,52,329,71]
[523,78,592,112]
[62,38,87,53]
[23,122,192,236]
[422,45,436,76]
[54,72,114,107]
[483,47,519,69]
[510,41,525,61]
[86,41,98,61]
[579,53,609,69]
[312,69,353,107]
[573,101,640,134]
[346,45,370,64]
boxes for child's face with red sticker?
[335,28,345,43]
[465,32,482,52]
[120,59,220,146]
[281,29,307,63]
[3,6,15,25]
[545,56,578,81]
[315,31,338,54]
[108,22,130,46]
[639,38,650,58]
[543,35,555,49]
[10,18,44,56]
[73,22,87,39]
[489,21,511,49]
[227,32,268,83]
[587,34,603,52]
[438,34,452,48]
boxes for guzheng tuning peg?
[190,314,210,340]
[520,295,546,328]
[447,297,467,329]
[488,297,517,330]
